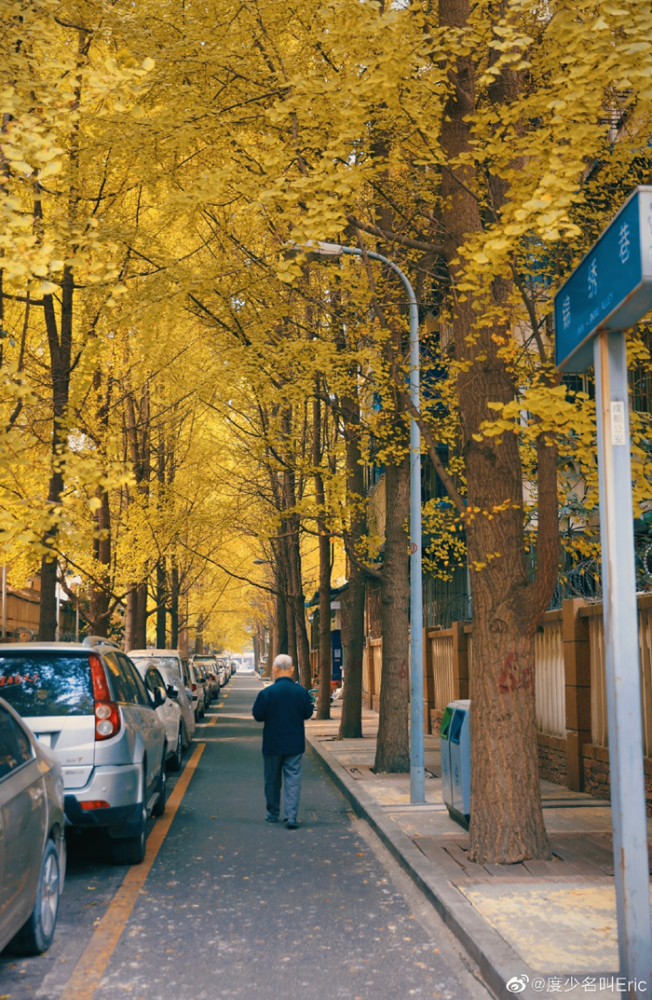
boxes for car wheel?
[10,839,60,955]
[152,755,167,817]
[111,774,147,866]
[168,727,183,771]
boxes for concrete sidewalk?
[306,705,652,1000]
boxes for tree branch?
[400,394,466,515]
[347,214,444,254]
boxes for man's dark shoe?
[286,819,299,829]
[266,815,279,823]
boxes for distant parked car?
[215,658,226,687]
[131,660,185,771]
[218,656,231,684]
[0,639,168,866]
[191,655,220,704]
[129,650,199,735]
[0,697,66,955]
[190,661,210,713]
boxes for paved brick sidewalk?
[306,706,652,1000]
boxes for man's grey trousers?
[264,753,303,822]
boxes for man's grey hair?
[273,654,294,673]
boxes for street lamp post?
[298,241,425,804]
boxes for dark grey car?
[0,698,66,955]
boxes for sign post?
[555,187,652,995]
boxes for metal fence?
[588,606,652,756]
[429,632,455,711]
[535,620,566,738]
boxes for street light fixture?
[293,240,425,804]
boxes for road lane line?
[63,743,206,1000]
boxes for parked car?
[128,649,200,733]
[130,660,185,771]
[0,639,168,866]
[218,656,231,685]
[190,661,210,712]
[191,655,220,704]
[215,658,226,687]
[0,698,66,955]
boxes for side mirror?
[153,687,165,708]
[167,685,179,699]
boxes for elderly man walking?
[251,654,314,829]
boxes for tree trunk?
[339,569,365,738]
[338,389,366,739]
[438,0,557,862]
[170,557,179,648]
[271,590,287,668]
[136,579,148,649]
[125,585,139,651]
[374,454,411,773]
[313,396,332,719]
[286,598,298,680]
[88,486,111,638]
[38,537,60,641]
[292,594,311,688]
[285,512,311,686]
[37,266,75,640]
[155,427,166,648]
[156,561,166,648]
[317,534,332,719]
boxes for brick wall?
[430,708,444,736]
[582,744,652,815]
[537,733,568,785]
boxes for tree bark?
[284,492,311,687]
[37,266,75,640]
[374,454,411,773]
[338,392,366,739]
[156,561,166,648]
[155,428,167,648]
[272,589,287,666]
[170,557,180,648]
[286,597,298,680]
[136,579,148,649]
[125,585,139,651]
[89,486,111,637]
[38,533,60,641]
[438,0,557,862]
[313,396,332,719]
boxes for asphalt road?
[0,674,489,1000]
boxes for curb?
[306,730,538,1000]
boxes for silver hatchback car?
[0,638,168,866]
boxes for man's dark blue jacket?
[251,677,314,756]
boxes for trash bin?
[439,704,454,809]
[440,699,470,829]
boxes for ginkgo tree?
[3,0,652,869]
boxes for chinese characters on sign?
[554,188,652,372]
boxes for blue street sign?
[554,187,652,371]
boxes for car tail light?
[80,800,110,810]
[89,654,121,742]
[191,683,197,691]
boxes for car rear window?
[0,652,94,716]
[131,656,181,674]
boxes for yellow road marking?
[64,743,206,1000]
